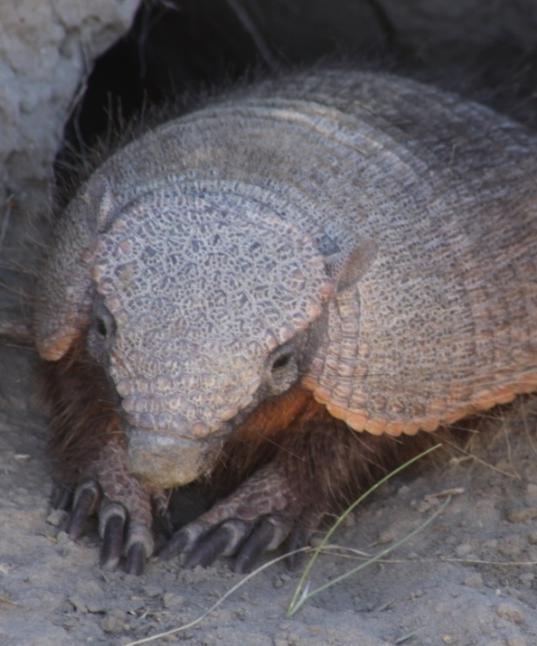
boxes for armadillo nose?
[127,429,216,489]
[123,407,191,433]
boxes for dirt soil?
[1,337,536,645]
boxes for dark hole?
[54,1,537,198]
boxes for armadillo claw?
[66,480,102,540]
[124,522,154,576]
[50,482,74,511]
[159,520,211,560]
[126,542,146,575]
[232,515,292,573]
[283,525,314,571]
[183,519,250,568]
[162,513,293,572]
[99,501,127,570]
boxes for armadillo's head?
[35,180,333,488]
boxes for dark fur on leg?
[40,334,121,483]
[209,385,441,524]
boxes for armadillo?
[34,68,537,575]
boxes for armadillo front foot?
[52,443,168,575]
[54,477,158,575]
[161,463,312,572]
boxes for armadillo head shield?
[90,185,331,487]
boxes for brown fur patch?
[210,384,444,520]
[40,334,123,483]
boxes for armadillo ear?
[33,180,113,361]
[326,237,378,293]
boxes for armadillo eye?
[272,352,292,371]
[87,299,116,364]
[94,307,115,339]
[268,346,298,396]
[96,317,107,337]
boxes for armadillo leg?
[57,437,165,575]
[161,461,304,571]
[43,343,168,575]
[162,403,437,573]
[94,439,157,574]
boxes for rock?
[507,637,528,646]
[68,595,87,613]
[496,603,525,624]
[101,608,127,634]
[162,592,184,609]
[507,508,537,523]
[464,573,483,588]
[455,543,473,557]
[497,535,526,558]
[0,0,139,211]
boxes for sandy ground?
[1,338,536,646]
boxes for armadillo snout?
[122,406,192,435]
[123,404,225,487]
[118,380,249,487]
[127,428,223,488]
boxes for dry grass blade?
[442,436,521,479]
[0,595,17,607]
[287,495,451,617]
[287,443,442,616]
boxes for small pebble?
[482,539,498,551]
[162,592,184,609]
[455,543,473,557]
[377,529,396,544]
[101,608,127,634]
[526,531,537,545]
[495,459,513,471]
[62,616,78,629]
[272,573,291,589]
[464,573,483,588]
[507,508,537,523]
[55,531,72,546]
[507,637,527,646]
[496,602,525,624]
[144,585,163,598]
[497,535,525,558]
[46,509,67,528]
[68,595,88,613]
